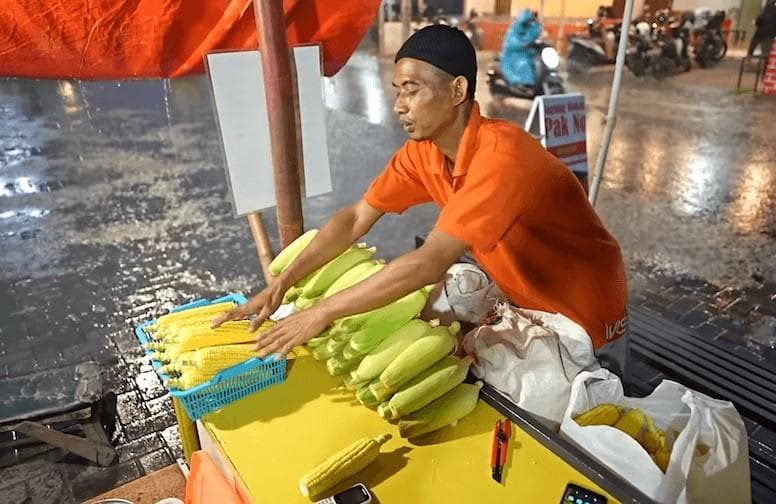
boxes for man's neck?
[432,102,473,171]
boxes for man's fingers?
[248,306,273,332]
[211,308,244,328]
[253,323,281,349]
[257,334,292,359]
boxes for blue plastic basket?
[134,293,287,420]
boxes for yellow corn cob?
[398,381,483,438]
[149,302,236,331]
[153,321,274,359]
[388,355,473,419]
[322,260,385,298]
[350,319,436,385]
[164,343,259,390]
[299,434,391,498]
[651,447,671,473]
[641,415,666,454]
[269,229,319,276]
[301,245,377,299]
[613,408,648,441]
[573,403,624,427]
[154,319,254,344]
[371,322,460,401]
[339,285,434,338]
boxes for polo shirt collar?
[451,101,482,179]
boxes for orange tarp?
[0,1,380,79]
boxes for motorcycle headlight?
[541,47,560,69]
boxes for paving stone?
[160,425,184,459]
[138,449,174,474]
[693,322,725,340]
[69,460,143,503]
[145,395,174,417]
[116,391,151,427]
[679,309,711,328]
[0,481,28,504]
[135,370,166,401]
[667,295,703,315]
[122,411,178,442]
[27,468,74,504]
[117,433,165,463]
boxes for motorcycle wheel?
[567,46,593,75]
[651,58,668,79]
[683,58,692,72]
[714,41,727,61]
[627,56,646,77]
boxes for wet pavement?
[0,43,775,502]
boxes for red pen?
[491,419,512,483]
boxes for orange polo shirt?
[364,102,628,348]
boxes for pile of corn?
[143,302,274,390]
[277,231,483,441]
[573,403,673,473]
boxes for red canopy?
[0,0,380,79]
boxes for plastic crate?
[134,293,286,420]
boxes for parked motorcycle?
[625,21,656,77]
[650,9,692,78]
[691,10,727,67]
[567,10,621,74]
[487,41,565,98]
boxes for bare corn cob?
[613,408,648,440]
[299,434,391,498]
[148,302,236,331]
[164,343,259,390]
[151,320,274,359]
[573,403,623,427]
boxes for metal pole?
[539,0,545,25]
[401,0,412,42]
[247,213,274,282]
[588,0,636,206]
[377,0,386,57]
[254,0,304,247]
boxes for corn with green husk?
[370,322,460,401]
[356,380,382,407]
[269,229,318,276]
[322,260,385,298]
[326,351,364,376]
[299,434,391,498]
[398,381,483,438]
[350,319,437,385]
[386,355,473,420]
[339,284,433,333]
[300,245,377,299]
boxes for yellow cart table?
[197,350,647,503]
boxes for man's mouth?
[402,121,415,133]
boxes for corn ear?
[573,403,623,427]
[294,294,322,311]
[301,246,377,299]
[269,229,318,276]
[326,351,363,376]
[349,319,434,385]
[151,302,236,330]
[339,285,434,334]
[388,355,473,419]
[164,343,259,390]
[642,415,666,454]
[322,260,385,298]
[651,447,671,473]
[356,381,382,407]
[299,433,391,498]
[377,402,393,419]
[398,381,483,438]
[371,322,460,401]
[312,343,337,361]
[613,408,648,441]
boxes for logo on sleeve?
[604,314,628,341]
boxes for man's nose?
[394,97,408,116]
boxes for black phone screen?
[333,485,370,504]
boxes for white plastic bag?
[560,369,751,503]
[421,263,504,324]
[461,303,598,427]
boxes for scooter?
[692,10,727,67]
[486,42,565,98]
[567,20,620,74]
[650,10,692,79]
[625,21,657,77]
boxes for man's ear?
[451,76,469,106]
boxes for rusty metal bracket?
[11,418,117,467]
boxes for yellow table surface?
[202,350,620,504]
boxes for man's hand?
[252,306,331,358]
[211,280,286,331]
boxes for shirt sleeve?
[364,142,433,214]
[435,151,529,252]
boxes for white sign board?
[524,93,588,176]
[207,45,332,216]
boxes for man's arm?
[252,230,468,357]
[212,199,383,329]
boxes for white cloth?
[461,302,598,427]
[561,369,751,504]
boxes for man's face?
[392,58,457,141]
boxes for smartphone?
[314,483,372,504]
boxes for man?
[749,0,776,58]
[213,25,628,369]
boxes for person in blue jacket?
[501,8,542,88]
